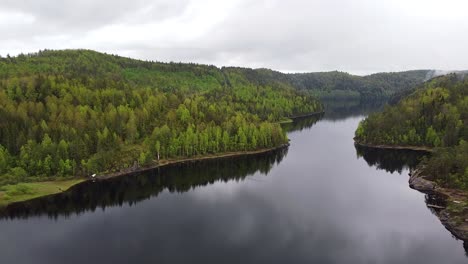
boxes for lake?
[0,102,466,264]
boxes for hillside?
[221,67,430,101]
[355,74,468,189]
[289,70,430,101]
[0,49,322,186]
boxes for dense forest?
[0,149,287,219]
[355,74,468,189]
[0,49,322,185]
[289,70,432,101]
[229,68,431,101]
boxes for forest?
[289,70,431,101]
[228,67,431,101]
[0,149,287,219]
[0,49,322,186]
[355,74,468,189]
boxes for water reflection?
[1,110,325,220]
[323,99,385,120]
[2,107,468,264]
[0,148,287,219]
[354,143,468,253]
[355,144,427,174]
[282,113,323,133]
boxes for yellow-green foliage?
[356,74,468,189]
[356,75,467,148]
[0,50,322,185]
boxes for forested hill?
[0,49,431,102]
[289,70,431,101]
[221,67,430,101]
[0,49,321,185]
[355,74,468,189]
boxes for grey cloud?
[1,0,189,35]
[188,0,468,72]
[1,0,468,74]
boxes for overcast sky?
[1,0,468,74]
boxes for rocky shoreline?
[409,168,468,241]
[355,139,468,241]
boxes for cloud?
[1,0,468,74]
[1,0,189,30]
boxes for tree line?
[0,49,322,185]
[355,74,468,189]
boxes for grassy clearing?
[0,179,85,207]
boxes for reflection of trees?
[322,99,386,121]
[282,114,323,133]
[354,144,468,251]
[355,144,427,174]
[0,148,287,219]
[464,241,468,257]
[283,100,386,133]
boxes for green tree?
[0,145,10,174]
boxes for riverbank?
[96,143,289,180]
[0,111,322,207]
[354,139,468,241]
[354,140,434,152]
[409,168,468,241]
[0,144,289,207]
[289,111,325,119]
[92,112,324,182]
[277,111,325,124]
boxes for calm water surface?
[0,105,466,264]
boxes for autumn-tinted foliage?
[0,49,322,185]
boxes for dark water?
[1,106,467,264]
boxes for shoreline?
[355,138,468,241]
[278,111,325,124]
[95,111,325,181]
[289,111,325,119]
[409,168,468,241]
[0,144,290,207]
[353,139,434,152]
[0,112,322,207]
[96,143,289,180]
